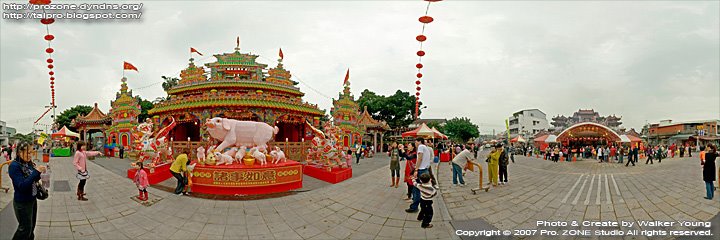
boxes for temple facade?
[147,46,324,145]
[105,77,141,147]
[550,109,623,133]
[330,71,362,148]
[71,103,112,149]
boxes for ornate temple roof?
[74,103,111,125]
[357,106,390,131]
[149,47,323,118]
[109,77,141,126]
[331,70,363,134]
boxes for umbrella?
[544,135,558,143]
[51,126,80,138]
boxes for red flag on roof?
[344,69,349,85]
[279,48,284,60]
[123,61,138,72]
[190,47,203,56]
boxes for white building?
[0,120,10,146]
[508,109,549,138]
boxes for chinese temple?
[550,109,623,133]
[72,103,111,143]
[105,77,141,147]
[330,71,362,148]
[147,46,324,146]
[357,106,390,152]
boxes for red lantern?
[50,77,55,80]
[416,92,420,96]
[416,87,421,91]
[45,48,54,53]
[40,18,54,25]
[419,16,434,24]
[48,64,53,69]
[416,63,423,69]
[416,35,427,42]
[51,85,54,89]
[47,58,53,63]
[415,80,421,85]
[416,73,423,78]
[50,81,54,84]
[49,71,54,75]
[44,34,54,41]
[417,50,425,56]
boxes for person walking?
[170,150,190,195]
[645,146,654,164]
[355,144,362,165]
[498,145,510,185]
[8,142,47,240]
[388,142,401,188]
[597,146,604,163]
[451,146,475,186]
[406,138,433,213]
[119,145,124,159]
[701,144,717,200]
[73,142,102,201]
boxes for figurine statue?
[270,146,287,164]
[214,151,234,165]
[205,117,278,154]
[250,147,267,165]
[196,146,206,165]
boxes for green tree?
[161,76,179,91]
[54,105,93,131]
[443,117,479,142]
[138,98,154,122]
[9,133,35,144]
[357,89,421,129]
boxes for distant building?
[0,120,8,146]
[508,109,549,138]
[551,109,623,133]
[647,119,719,146]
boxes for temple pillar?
[373,131,377,153]
[380,132,384,152]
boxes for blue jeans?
[452,163,464,184]
[409,168,429,211]
[705,181,714,199]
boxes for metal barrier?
[1,160,11,193]
[468,161,489,194]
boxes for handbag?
[35,182,49,200]
[76,170,89,180]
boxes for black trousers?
[499,165,508,182]
[646,156,653,164]
[625,155,635,166]
[13,200,37,240]
[119,151,124,159]
[418,199,433,227]
[406,182,413,198]
[171,171,185,194]
[78,179,87,192]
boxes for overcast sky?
[1,0,718,135]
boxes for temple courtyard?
[1,152,718,240]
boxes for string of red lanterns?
[414,0,442,119]
[30,0,57,111]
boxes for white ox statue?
[205,117,279,158]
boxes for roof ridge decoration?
[77,103,110,121]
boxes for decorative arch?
[557,122,621,142]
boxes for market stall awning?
[545,135,558,143]
[430,127,449,139]
[534,134,549,142]
[51,126,80,138]
[402,123,444,138]
[618,135,631,143]
[510,136,526,143]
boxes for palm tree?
[9,133,35,144]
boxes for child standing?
[416,173,436,228]
[134,162,149,201]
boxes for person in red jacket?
[401,143,417,201]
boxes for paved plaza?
[1,152,718,239]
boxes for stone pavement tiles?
[444,152,719,240]
[1,154,457,239]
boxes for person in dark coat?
[701,144,717,200]
[8,142,47,240]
